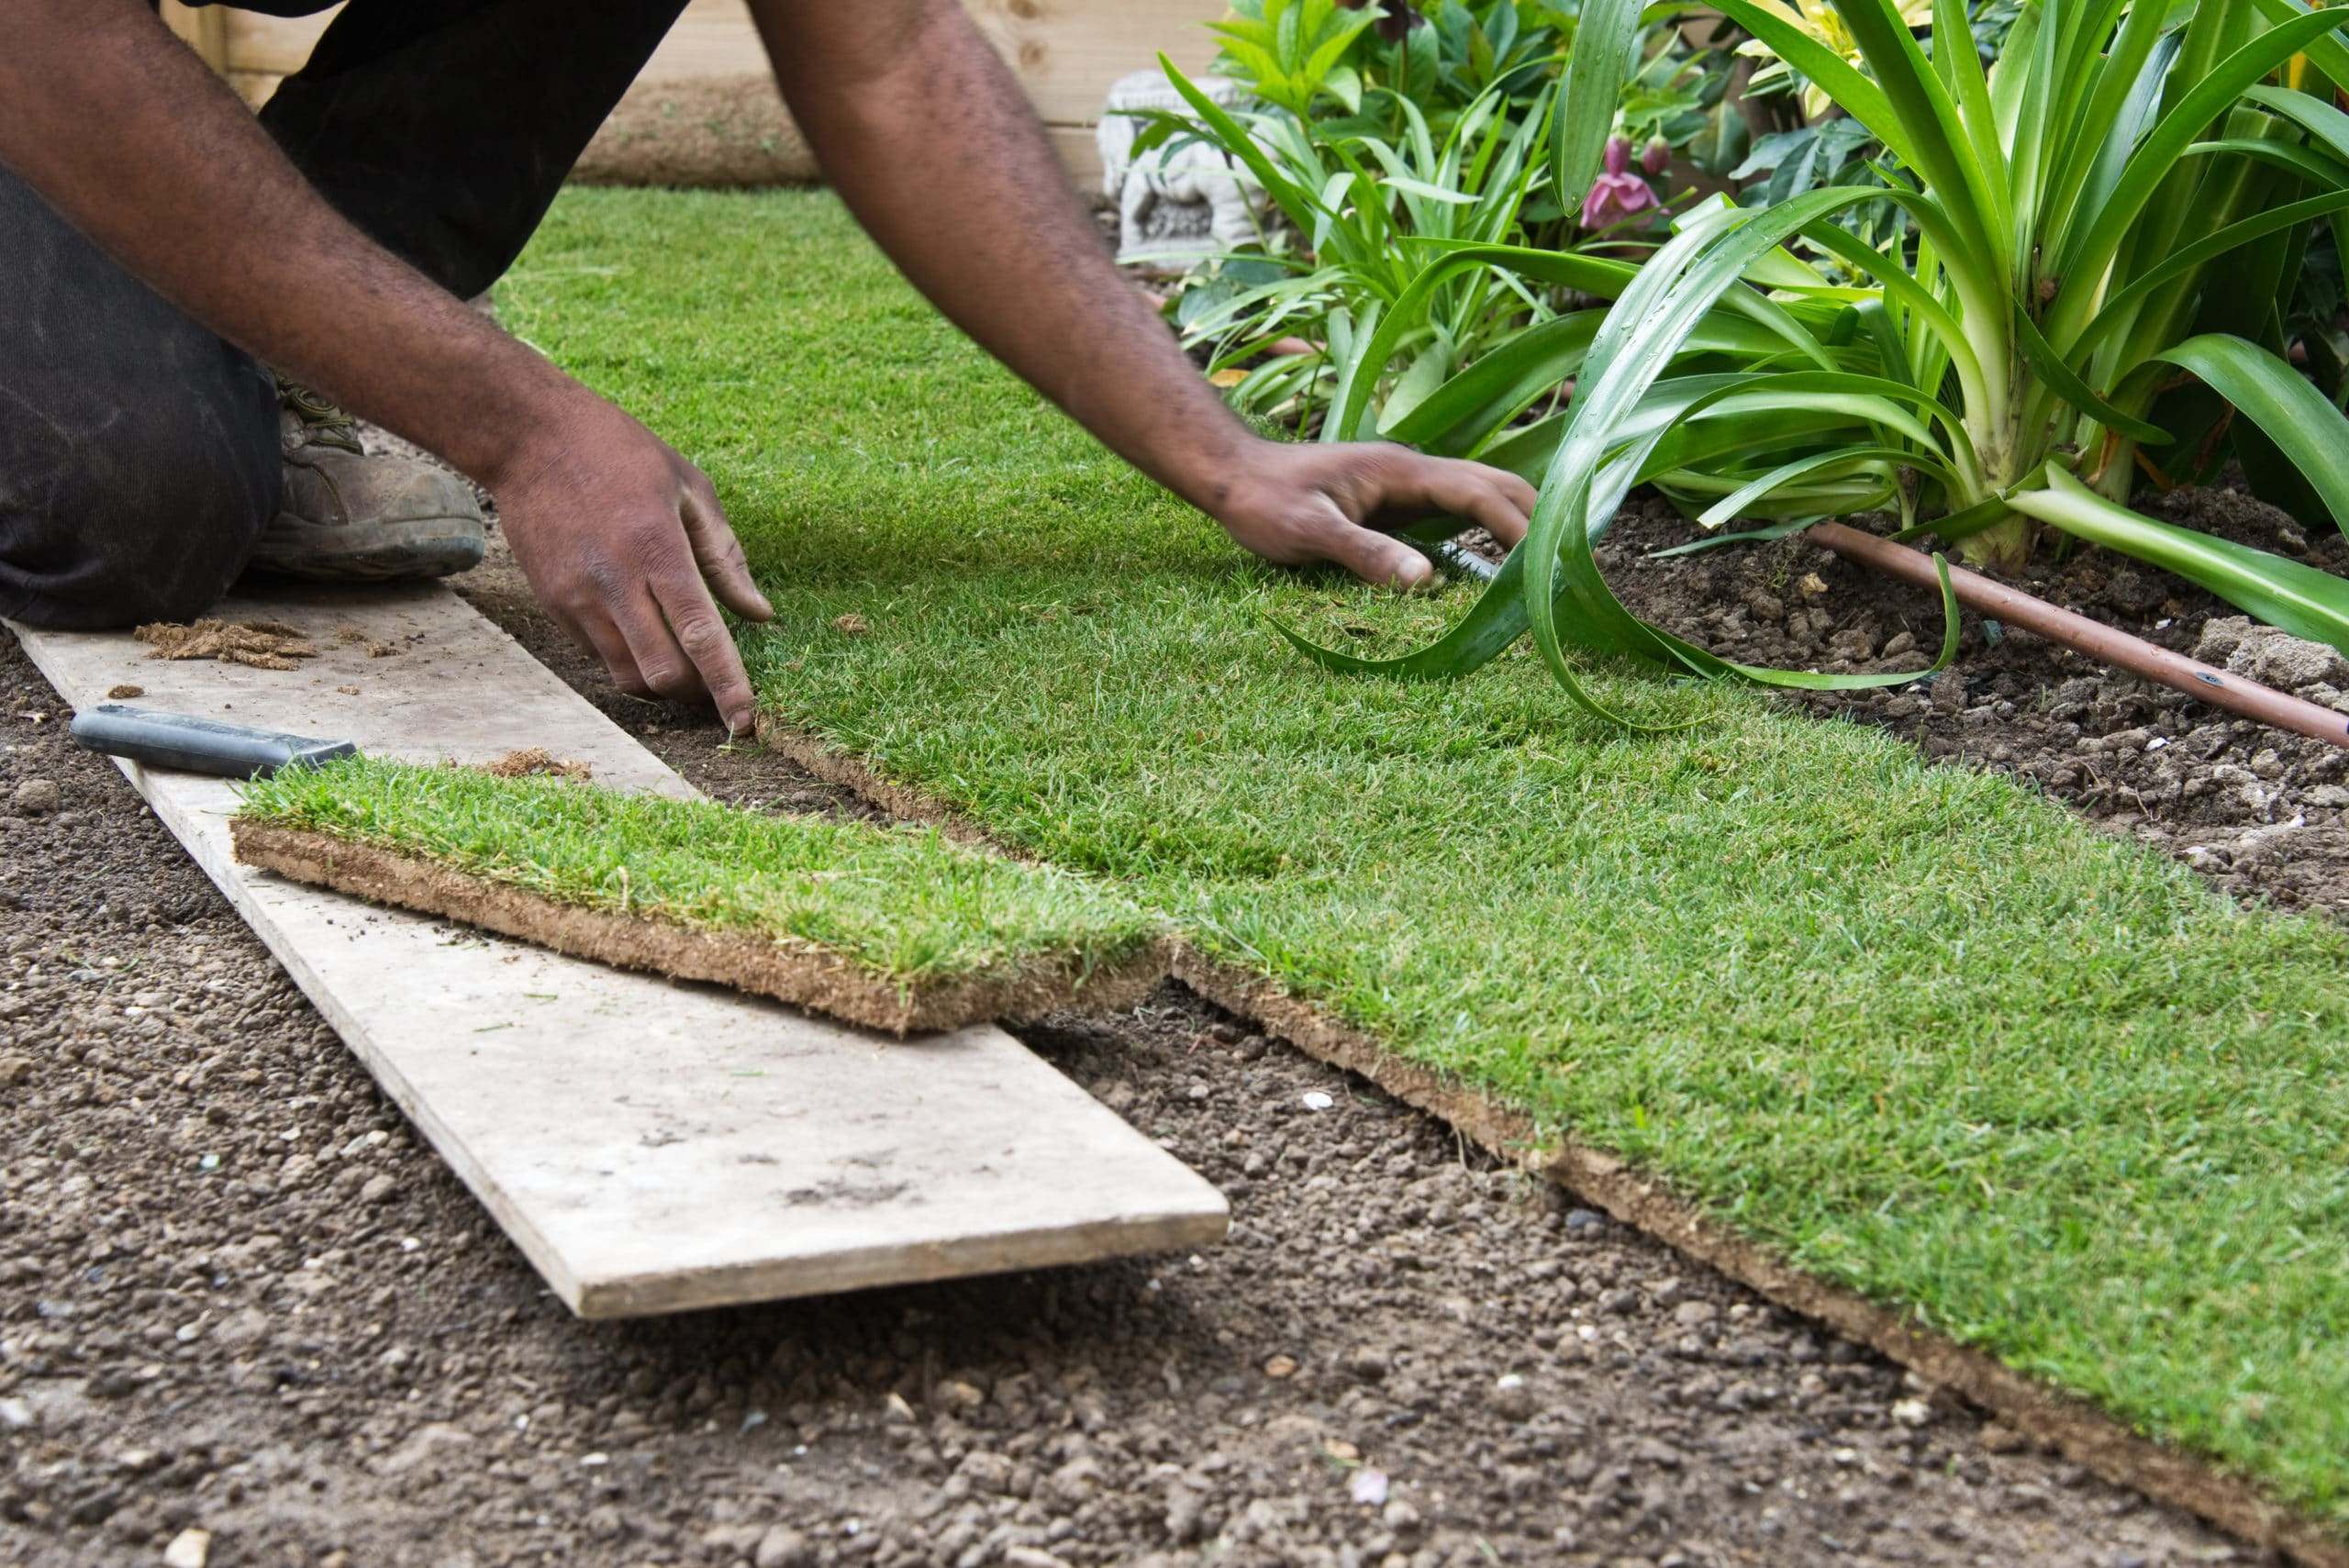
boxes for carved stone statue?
[1095,69,1264,265]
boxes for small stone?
[1299,1091,1334,1111]
[163,1529,212,1568]
[753,1525,814,1568]
[1003,1550,1072,1568]
[1264,1353,1299,1379]
[1891,1396,1934,1427]
[0,1396,32,1429]
[1672,1299,1717,1327]
[1345,1346,1390,1382]
[1880,630,1917,658]
[1490,1373,1534,1420]
[1796,572,1829,598]
[1382,1498,1422,1534]
[359,1173,398,1205]
[10,778,61,816]
[1599,1287,1641,1315]
[883,1391,917,1425]
[930,1378,985,1415]
[1564,1207,1605,1233]
[1978,1422,2026,1453]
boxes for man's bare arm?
[753,0,1534,588]
[0,0,771,728]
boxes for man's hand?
[1208,441,1536,590]
[487,395,774,734]
[760,2,1535,596]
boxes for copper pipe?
[1808,521,2349,751]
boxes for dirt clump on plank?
[132,617,316,671]
[478,746,592,781]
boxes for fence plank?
[217,0,1220,123]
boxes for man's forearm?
[756,0,1258,513]
[0,0,573,488]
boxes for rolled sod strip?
[231,759,1166,1037]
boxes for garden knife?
[69,704,358,779]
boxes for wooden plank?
[159,1,230,71]
[6,584,1226,1318]
[963,0,1226,126]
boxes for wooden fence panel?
[193,0,1225,185]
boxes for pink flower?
[1642,137,1671,175]
[1580,136,1658,231]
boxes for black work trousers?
[0,0,688,628]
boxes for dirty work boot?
[245,378,486,581]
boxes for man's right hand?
[487,395,774,735]
[2,0,773,727]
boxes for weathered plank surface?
[210,0,1224,183]
[7,584,1225,1318]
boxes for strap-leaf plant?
[1293,0,2349,715]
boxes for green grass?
[237,757,1156,987]
[499,188,2349,1524]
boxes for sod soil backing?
[229,761,1164,1037]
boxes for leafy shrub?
[1288,0,2349,718]
[1138,0,1742,428]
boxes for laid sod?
[233,757,1163,1034]
[495,189,2349,1526]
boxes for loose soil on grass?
[0,531,2243,1568]
[1583,482,2349,917]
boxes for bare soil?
[0,522,2248,1568]
[1587,482,2349,916]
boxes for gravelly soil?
[0,520,2252,1568]
[1594,483,2349,917]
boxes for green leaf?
[1552,0,1642,209]
[2013,468,2349,658]
[2013,305,2171,444]
[2153,332,2349,529]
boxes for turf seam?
[755,724,2349,1568]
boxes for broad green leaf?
[2014,468,2349,658]
[2154,332,2349,528]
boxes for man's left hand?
[1206,440,1537,591]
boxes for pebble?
[753,1524,814,1568]
[1003,1549,1073,1568]
[10,777,61,816]
[162,1528,212,1568]
[0,1396,32,1429]
[1491,1373,1534,1420]
[1891,1396,1935,1427]
[1381,1498,1422,1534]
[1299,1091,1334,1111]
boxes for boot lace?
[276,375,364,456]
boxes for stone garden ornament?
[1096,69,1266,265]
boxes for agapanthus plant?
[1292,0,2349,721]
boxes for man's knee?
[0,350,282,631]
